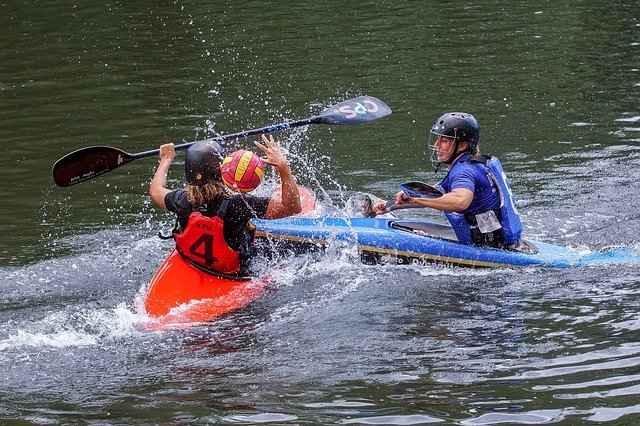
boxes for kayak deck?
[253,217,535,268]
[253,216,640,268]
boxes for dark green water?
[2,1,640,424]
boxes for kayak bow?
[144,250,269,329]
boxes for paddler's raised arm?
[149,143,176,209]
[255,134,302,219]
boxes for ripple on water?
[221,412,299,423]
[460,409,565,425]
[342,414,444,424]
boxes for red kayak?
[144,186,316,329]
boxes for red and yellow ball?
[221,149,266,192]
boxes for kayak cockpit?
[390,220,458,241]
[390,219,538,254]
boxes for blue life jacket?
[444,211,473,244]
[443,155,523,246]
[485,156,523,245]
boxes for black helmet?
[185,141,224,186]
[430,112,480,152]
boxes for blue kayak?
[253,216,640,268]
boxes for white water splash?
[0,329,98,350]
[0,303,144,351]
[263,249,371,325]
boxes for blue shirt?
[438,153,500,215]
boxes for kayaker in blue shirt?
[149,135,302,275]
[371,112,523,249]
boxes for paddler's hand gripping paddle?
[362,181,443,217]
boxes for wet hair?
[186,181,228,207]
[467,143,480,157]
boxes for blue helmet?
[430,112,480,153]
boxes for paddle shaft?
[52,95,392,187]
[130,116,319,160]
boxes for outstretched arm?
[370,188,473,216]
[149,143,176,209]
[255,134,302,219]
[395,188,473,212]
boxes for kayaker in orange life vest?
[370,112,524,249]
[149,134,302,276]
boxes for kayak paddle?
[52,95,392,187]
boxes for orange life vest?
[173,212,241,275]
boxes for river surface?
[2,1,640,424]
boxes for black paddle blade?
[316,96,392,125]
[52,146,134,187]
[400,181,443,198]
